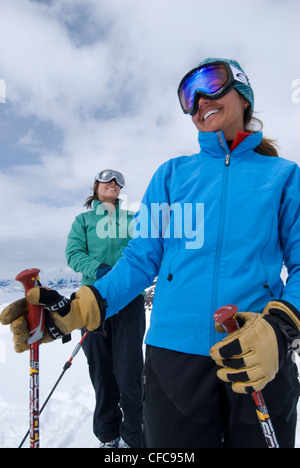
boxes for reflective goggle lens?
[95,170,125,188]
[178,63,233,114]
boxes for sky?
[0,0,300,278]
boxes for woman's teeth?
[203,108,220,120]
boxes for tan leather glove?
[210,300,300,394]
[0,298,53,353]
[0,286,106,353]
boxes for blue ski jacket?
[94,130,300,356]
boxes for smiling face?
[97,179,121,207]
[191,88,248,140]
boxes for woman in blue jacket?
[3,58,300,448]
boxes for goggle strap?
[230,64,250,86]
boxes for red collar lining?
[229,131,251,152]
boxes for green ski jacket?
[65,200,135,286]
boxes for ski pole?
[18,330,89,449]
[15,268,45,449]
[214,304,280,449]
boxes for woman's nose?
[197,95,211,109]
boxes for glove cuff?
[263,300,300,366]
[263,300,300,337]
[71,285,107,331]
[96,264,112,280]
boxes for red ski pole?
[18,331,89,448]
[213,305,279,448]
[15,268,45,449]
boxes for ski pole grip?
[15,268,45,345]
[213,304,239,333]
[213,304,280,448]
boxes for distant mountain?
[0,268,157,311]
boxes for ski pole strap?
[45,312,71,343]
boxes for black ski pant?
[82,295,145,448]
[143,345,299,448]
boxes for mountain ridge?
[0,268,82,295]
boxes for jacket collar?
[198,130,263,157]
[93,199,122,215]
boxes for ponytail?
[84,181,100,209]
[244,108,279,157]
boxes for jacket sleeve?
[279,163,300,312]
[94,161,172,317]
[65,214,100,279]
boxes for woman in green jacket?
[65,169,145,448]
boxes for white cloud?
[0,78,5,103]
[0,0,300,276]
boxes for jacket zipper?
[210,134,231,346]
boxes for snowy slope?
[0,274,299,448]
[0,269,153,449]
[0,292,98,448]
[0,297,148,448]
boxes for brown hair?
[84,181,100,209]
[244,107,279,157]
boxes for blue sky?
[0,0,300,278]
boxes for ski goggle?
[95,169,125,188]
[177,61,250,115]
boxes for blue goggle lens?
[178,63,232,115]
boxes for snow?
[0,284,152,449]
[0,289,99,448]
[0,286,300,448]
